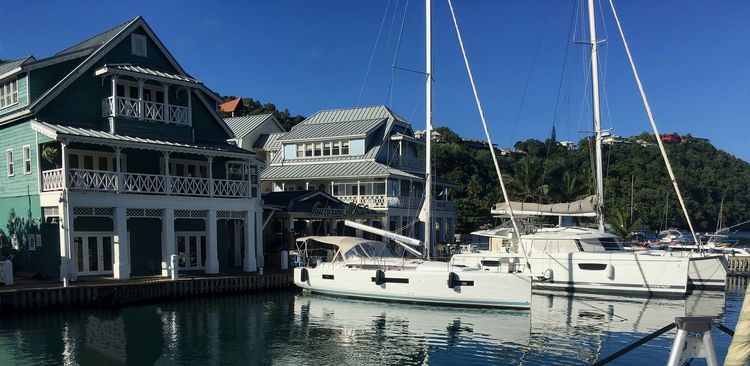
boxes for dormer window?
[131,34,147,57]
[295,140,351,158]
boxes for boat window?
[574,239,584,252]
[578,263,607,271]
[599,238,621,251]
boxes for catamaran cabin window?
[6,149,14,176]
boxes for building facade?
[257,106,456,244]
[0,17,264,281]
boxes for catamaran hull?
[451,252,690,296]
[294,267,532,309]
[660,252,727,290]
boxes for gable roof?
[54,18,135,57]
[279,118,385,142]
[224,113,283,139]
[0,56,36,80]
[261,161,419,181]
[253,132,285,150]
[302,105,407,125]
[219,98,244,113]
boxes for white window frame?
[131,34,148,57]
[159,158,208,178]
[0,79,19,109]
[296,140,351,159]
[6,148,14,177]
[22,145,31,175]
[67,149,125,172]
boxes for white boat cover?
[492,195,598,217]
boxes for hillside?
[433,128,750,235]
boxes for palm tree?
[606,207,643,241]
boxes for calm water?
[0,286,742,365]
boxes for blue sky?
[2,1,748,161]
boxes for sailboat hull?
[452,251,691,296]
[294,265,532,309]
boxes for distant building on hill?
[219,97,246,117]
[460,137,497,150]
[558,141,576,150]
[414,129,443,142]
[660,133,681,143]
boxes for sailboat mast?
[424,0,433,258]
[588,0,605,233]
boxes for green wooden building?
[0,16,263,281]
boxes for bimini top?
[492,195,598,218]
[296,236,392,261]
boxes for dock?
[0,271,294,312]
[727,256,750,273]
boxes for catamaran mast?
[588,0,606,233]
[423,0,433,258]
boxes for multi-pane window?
[131,34,148,57]
[296,140,351,158]
[6,149,14,176]
[0,79,18,109]
[22,145,31,174]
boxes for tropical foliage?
[433,128,750,235]
[220,96,305,131]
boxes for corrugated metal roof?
[261,161,419,180]
[100,64,201,84]
[0,56,35,77]
[31,120,253,157]
[224,114,275,138]
[302,105,406,124]
[55,17,136,56]
[254,132,285,150]
[279,118,384,142]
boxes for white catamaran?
[292,0,533,309]
[448,0,726,295]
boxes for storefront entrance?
[176,232,207,270]
[74,233,114,276]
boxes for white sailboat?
[292,0,533,309]
[449,0,726,295]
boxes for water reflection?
[0,290,731,365]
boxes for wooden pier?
[0,271,294,312]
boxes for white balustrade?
[42,168,64,191]
[171,176,210,196]
[335,194,451,211]
[41,168,249,198]
[122,173,166,194]
[214,179,250,197]
[68,169,118,191]
[102,96,190,126]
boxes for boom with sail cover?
[492,196,598,218]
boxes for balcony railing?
[335,194,453,211]
[388,154,424,171]
[102,96,191,126]
[41,168,253,199]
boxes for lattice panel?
[174,209,208,218]
[126,208,164,218]
[43,206,60,218]
[72,207,114,217]
[217,211,247,220]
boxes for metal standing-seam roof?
[96,64,202,84]
[253,132,285,150]
[261,161,419,181]
[31,120,254,158]
[0,56,36,78]
[54,18,136,56]
[224,113,276,139]
[302,105,407,124]
[279,118,385,142]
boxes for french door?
[176,232,207,270]
[74,233,114,275]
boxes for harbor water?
[0,286,742,365]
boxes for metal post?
[587,0,605,233]
[423,0,433,258]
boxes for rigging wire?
[537,0,579,203]
[356,0,393,107]
[447,0,531,270]
[387,0,411,106]
[507,1,553,147]
[384,0,402,51]
[607,0,702,251]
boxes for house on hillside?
[660,133,681,143]
[225,113,285,163]
[218,97,245,117]
[260,106,457,244]
[0,16,264,282]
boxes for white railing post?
[111,76,118,118]
[137,79,144,120]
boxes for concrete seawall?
[0,272,294,312]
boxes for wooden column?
[163,152,171,195]
[243,211,257,272]
[113,206,130,279]
[207,156,214,197]
[115,147,122,194]
[161,208,175,277]
[163,84,170,123]
[137,79,144,120]
[205,209,219,274]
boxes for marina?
[0,0,748,364]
